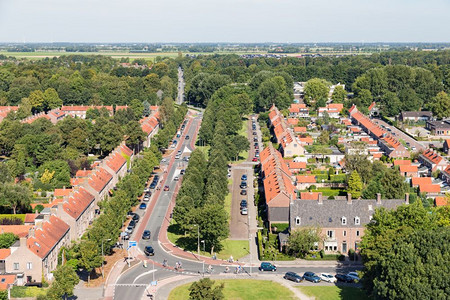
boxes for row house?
[349,105,386,139]
[440,165,450,185]
[399,165,418,177]
[399,111,433,123]
[419,149,448,173]
[288,103,309,118]
[21,108,67,124]
[318,103,344,118]
[0,106,19,123]
[295,175,317,190]
[5,215,70,283]
[378,135,409,158]
[260,145,297,228]
[284,160,307,174]
[289,193,407,254]
[61,105,113,119]
[140,109,160,148]
[426,120,450,136]
[444,139,450,155]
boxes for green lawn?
[224,179,232,223]
[169,279,296,300]
[298,286,369,300]
[0,214,26,222]
[167,220,248,260]
[10,286,47,298]
[236,119,249,163]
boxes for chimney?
[318,193,323,204]
[43,214,50,221]
[35,220,43,230]
[376,193,381,204]
[347,193,352,204]
[20,237,27,248]
[405,193,409,205]
[28,227,35,238]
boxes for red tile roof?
[394,160,411,166]
[368,102,376,111]
[435,196,448,206]
[298,137,313,144]
[0,225,33,238]
[75,169,92,178]
[296,175,316,183]
[24,214,38,224]
[54,188,72,198]
[27,216,70,259]
[106,151,127,173]
[300,192,322,200]
[421,149,443,165]
[399,165,418,173]
[0,274,15,290]
[419,184,440,193]
[294,127,306,133]
[63,187,95,220]
[88,168,113,193]
[411,177,432,186]
[287,161,307,170]
[0,249,11,260]
[287,118,298,125]
[61,105,113,112]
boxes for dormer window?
[355,216,360,225]
[295,217,301,225]
[341,217,347,225]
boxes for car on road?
[253,137,258,142]
[240,200,247,208]
[253,132,257,135]
[241,174,247,181]
[319,273,337,283]
[139,203,147,210]
[129,220,136,228]
[185,135,190,140]
[335,273,355,283]
[347,272,360,282]
[144,246,155,256]
[284,272,303,283]
[143,195,150,201]
[132,214,140,223]
[149,182,157,189]
[122,232,130,240]
[161,158,167,163]
[240,189,247,195]
[174,176,179,181]
[126,225,134,234]
[142,230,151,240]
[164,185,170,191]
[175,154,181,159]
[180,169,185,175]
[303,272,321,283]
[240,207,248,215]
[240,181,247,189]
[182,156,190,162]
[252,157,258,162]
[259,262,276,271]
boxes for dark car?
[240,199,247,208]
[335,273,355,283]
[241,174,247,181]
[240,181,247,189]
[144,246,155,256]
[139,203,147,210]
[132,214,140,222]
[25,282,42,288]
[129,220,136,228]
[240,189,247,195]
[164,185,170,191]
[149,182,157,189]
[303,272,321,283]
[185,135,190,140]
[284,272,303,283]
[259,262,276,271]
[253,137,258,142]
[122,232,130,240]
[253,132,257,135]
[180,169,185,175]
[142,230,151,240]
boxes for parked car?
[174,176,179,181]
[175,154,181,159]
[240,189,247,195]
[126,226,134,234]
[132,214,140,222]
[144,246,155,256]
[252,157,258,162]
[284,272,303,283]
[253,137,258,142]
[253,132,257,135]
[139,203,147,210]
[259,262,276,271]
[142,230,151,240]
[122,232,130,240]
[335,274,354,283]
[240,181,247,189]
[303,272,321,283]
[347,272,360,282]
[241,174,247,181]
[129,220,136,228]
[319,273,337,283]
[164,185,170,191]
[240,208,248,215]
[240,200,247,208]
[180,169,185,175]
[143,195,150,202]
[149,182,157,189]
[185,135,190,140]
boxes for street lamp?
[101,238,112,278]
[201,240,205,252]
[192,224,200,256]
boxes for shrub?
[348,248,356,261]
[0,233,19,248]
[271,223,289,233]
[34,204,45,213]
[319,249,325,258]
[0,217,23,225]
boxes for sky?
[0,0,449,43]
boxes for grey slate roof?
[290,198,406,229]
[401,111,432,119]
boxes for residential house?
[299,192,322,200]
[443,139,450,155]
[5,215,70,283]
[368,102,379,117]
[285,160,307,174]
[418,184,441,198]
[298,137,313,145]
[61,105,113,119]
[0,106,19,123]
[399,165,418,177]
[434,196,448,207]
[411,177,432,188]
[289,193,407,254]
[293,127,307,134]
[419,149,448,173]
[440,165,450,185]
[295,175,316,190]
[140,109,160,148]
[318,103,344,118]
[260,145,296,228]
[349,105,386,139]
[426,121,450,136]
[288,103,309,118]
[399,111,433,122]
[378,135,409,158]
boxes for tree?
[142,100,151,117]
[125,121,146,149]
[188,278,224,300]
[379,168,407,199]
[0,183,31,214]
[430,91,450,119]
[355,89,373,108]
[0,232,18,248]
[46,264,79,300]
[43,88,63,110]
[287,226,323,258]
[303,78,330,106]
[129,99,144,119]
[316,130,330,145]
[78,240,102,284]
[331,85,346,103]
[38,160,71,189]
[381,91,402,117]
[28,90,46,112]
[195,204,229,253]
[347,171,363,199]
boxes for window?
[13,263,19,270]
[26,262,32,270]
[327,230,335,238]
[356,230,360,237]
[343,230,347,237]
[341,217,347,225]
[355,216,360,225]
[295,217,301,225]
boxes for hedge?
[271,223,289,233]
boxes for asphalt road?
[372,118,426,151]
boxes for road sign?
[129,241,137,247]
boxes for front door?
[342,242,347,254]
